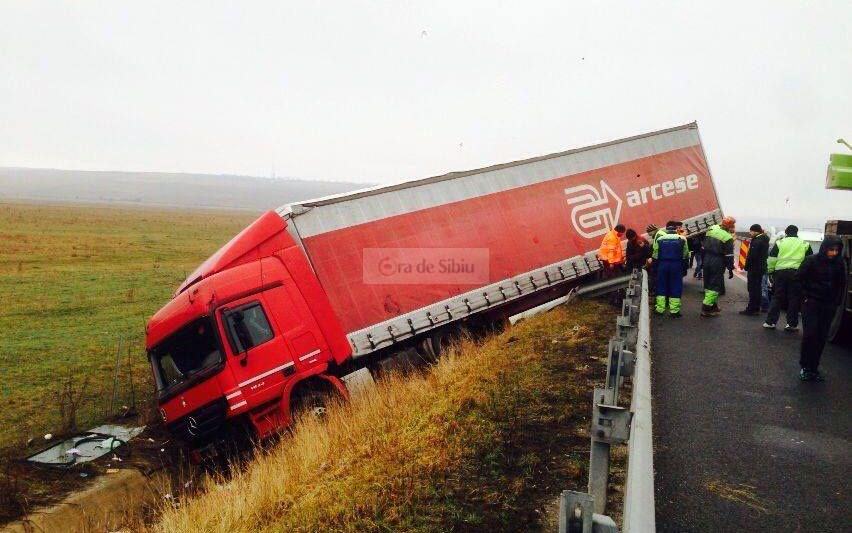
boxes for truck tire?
[289,380,343,422]
[414,328,457,362]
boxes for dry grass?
[152,300,613,533]
[706,479,770,514]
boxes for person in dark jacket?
[797,236,844,381]
[701,216,736,317]
[688,234,704,279]
[625,229,652,271]
[739,224,770,315]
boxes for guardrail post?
[589,386,631,514]
[559,491,594,533]
[559,491,619,533]
[559,268,653,533]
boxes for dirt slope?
[152,300,614,533]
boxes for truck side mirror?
[229,310,251,366]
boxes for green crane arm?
[826,150,852,190]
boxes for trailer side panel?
[287,124,722,354]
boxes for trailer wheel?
[415,328,457,362]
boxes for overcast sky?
[1,1,850,223]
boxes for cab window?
[224,302,274,354]
[149,317,223,392]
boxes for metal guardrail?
[559,269,654,533]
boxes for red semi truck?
[145,122,724,446]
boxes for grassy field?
[0,202,257,449]
[152,300,613,533]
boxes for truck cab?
[145,211,351,446]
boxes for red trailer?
[145,122,723,446]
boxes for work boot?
[700,304,716,318]
[710,303,721,315]
[784,325,799,332]
[799,368,824,382]
[739,309,759,316]
[763,322,776,329]
[670,311,682,318]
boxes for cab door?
[218,293,295,409]
[262,283,329,372]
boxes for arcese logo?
[564,180,622,239]
[564,174,699,238]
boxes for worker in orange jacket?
[598,224,626,270]
[597,224,626,305]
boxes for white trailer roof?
[277,122,704,238]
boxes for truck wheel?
[289,381,342,422]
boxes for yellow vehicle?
[825,143,852,343]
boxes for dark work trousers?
[800,299,836,371]
[692,253,703,278]
[746,270,764,312]
[766,269,802,327]
[657,260,684,298]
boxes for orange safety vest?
[598,229,625,265]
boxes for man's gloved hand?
[728,269,734,279]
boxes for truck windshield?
[149,318,223,392]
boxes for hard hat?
[721,216,736,231]
[645,223,658,235]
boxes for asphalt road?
[651,272,852,532]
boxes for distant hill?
[0,167,369,211]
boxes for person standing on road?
[761,229,782,312]
[796,236,844,381]
[763,225,813,331]
[701,216,736,317]
[625,228,651,271]
[740,224,770,315]
[688,233,704,279]
[653,221,689,317]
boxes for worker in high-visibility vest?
[652,221,689,317]
[598,224,626,269]
[763,225,813,331]
[701,216,736,317]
